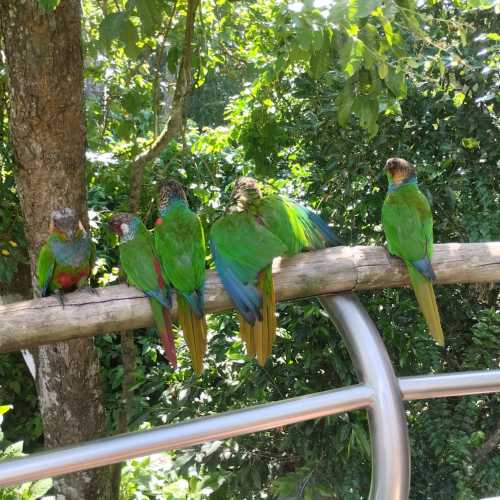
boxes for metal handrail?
[320,294,410,499]
[0,293,499,497]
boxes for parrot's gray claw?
[82,285,98,296]
[54,290,65,308]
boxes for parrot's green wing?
[209,212,286,324]
[120,222,170,308]
[154,201,205,296]
[36,243,56,297]
[257,195,341,255]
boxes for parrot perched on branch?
[210,177,342,366]
[36,208,95,302]
[381,157,444,345]
[109,213,177,368]
[154,179,207,375]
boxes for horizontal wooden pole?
[0,243,498,353]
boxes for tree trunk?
[0,1,112,498]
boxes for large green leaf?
[349,0,382,18]
[99,13,126,52]
[38,0,61,12]
[385,68,407,98]
[135,0,162,35]
[99,12,139,57]
[167,46,180,74]
[119,18,140,58]
[336,83,354,126]
[29,478,53,499]
[353,94,379,136]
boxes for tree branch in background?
[128,0,199,212]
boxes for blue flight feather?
[411,257,436,281]
[210,240,262,324]
[146,288,171,309]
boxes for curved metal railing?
[0,293,499,499]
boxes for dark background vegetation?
[1,0,499,498]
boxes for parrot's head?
[385,157,416,186]
[230,176,262,211]
[158,178,187,209]
[50,208,82,240]
[108,213,134,239]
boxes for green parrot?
[210,177,341,366]
[109,213,177,367]
[154,179,207,375]
[381,157,444,345]
[36,208,95,302]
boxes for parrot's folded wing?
[36,243,56,297]
[209,212,286,324]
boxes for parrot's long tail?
[408,265,444,346]
[239,266,276,366]
[150,299,177,368]
[177,293,207,375]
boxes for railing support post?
[320,293,410,500]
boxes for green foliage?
[0,68,28,287]
[0,406,52,499]
[1,1,499,499]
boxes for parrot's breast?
[55,267,90,289]
[50,235,91,267]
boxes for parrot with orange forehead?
[36,208,95,302]
[108,213,177,368]
[210,177,341,366]
[381,157,444,345]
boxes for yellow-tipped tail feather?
[408,266,444,346]
[177,294,207,374]
[239,315,256,357]
[239,267,277,366]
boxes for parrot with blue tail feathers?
[210,177,342,366]
[381,157,444,345]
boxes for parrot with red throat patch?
[154,179,207,375]
[381,157,444,345]
[36,208,95,302]
[108,213,177,368]
[210,177,341,366]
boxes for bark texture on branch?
[0,242,498,353]
[0,1,111,498]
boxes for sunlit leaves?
[349,0,382,19]
[453,92,466,107]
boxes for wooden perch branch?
[0,243,499,353]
